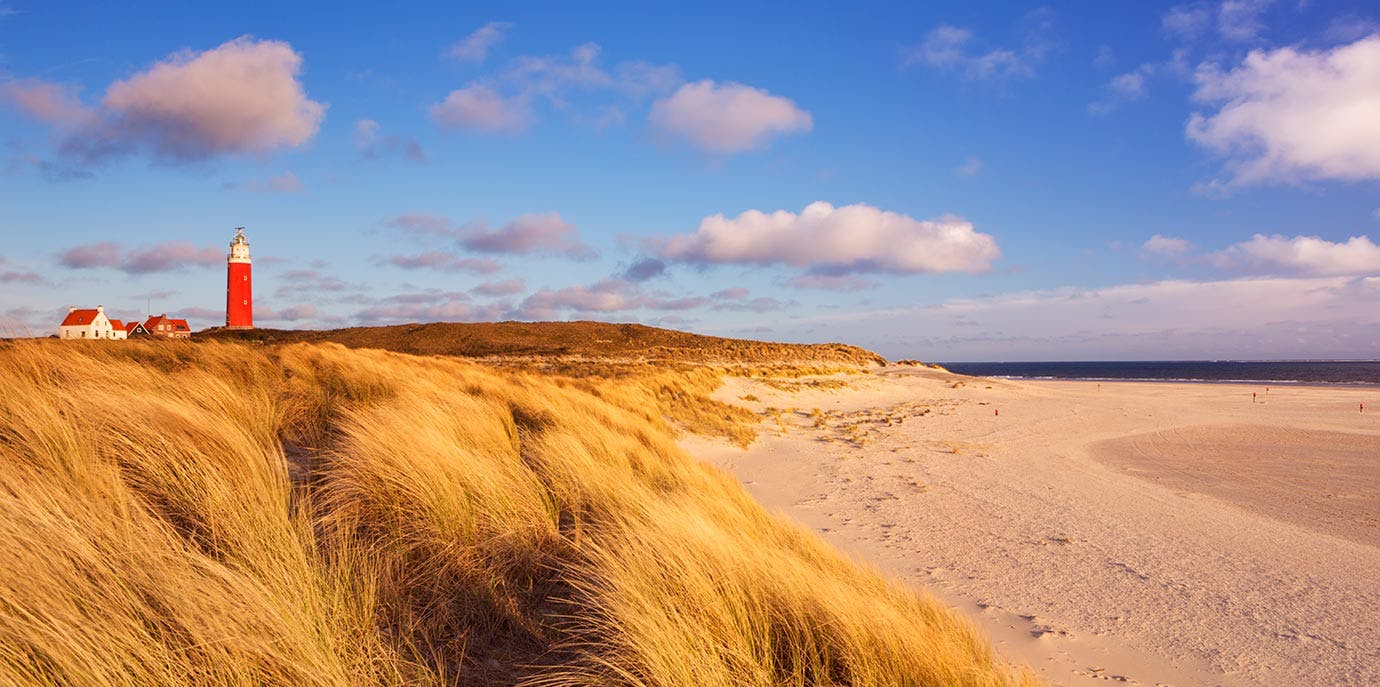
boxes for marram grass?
[0,339,1038,686]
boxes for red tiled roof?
[108,319,123,330]
[169,319,190,331]
[61,309,100,326]
[144,315,167,329]
[124,321,143,332]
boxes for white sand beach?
[684,367,1380,686]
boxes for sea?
[938,360,1380,387]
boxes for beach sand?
[683,367,1380,686]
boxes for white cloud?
[658,201,1000,275]
[1142,234,1193,257]
[1187,34,1380,185]
[956,156,982,177]
[429,84,531,134]
[1,36,325,162]
[446,21,512,63]
[649,80,812,154]
[1212,233,1380,275]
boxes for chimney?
[69,305,76,313]
[96,305,104,313]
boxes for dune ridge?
[0,338,1036,686]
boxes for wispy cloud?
[1088,64,1154,115]
[377,251,502,274]
[445,21,512,63]
[430,42,682,135]
[1141,234,1194,258]
[901,9,1057,81]
[387,211,598,260]
[225,171,304,193]
[353,119,426,162]
[58,241,222,274]
[786,274,1380,360]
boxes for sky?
[1,0,1379,361]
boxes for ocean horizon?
[939,360,1380,386]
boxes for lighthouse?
[225,227,253,329]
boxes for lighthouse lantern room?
[226,227,253,329]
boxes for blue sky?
[2,0,1379,360]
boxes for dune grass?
[0,339,1038,686]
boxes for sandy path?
[682,368,1380,686]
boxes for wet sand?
[683,367,1380,686]
[1094,425,1380,548]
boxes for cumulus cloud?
[429,84,531,134]
[2,37,325,163]
[446,21,512,63]
[1211,234,1380,275]
[227,171,304,193]
[649,80,812,154]
[58,241,222,274]
[657,201,1000,275]
[379,251,502,274]
[1186,34,1380,185]
[1141,234,1193,257]
[354,119,426,162]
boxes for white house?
[59,306,117,340]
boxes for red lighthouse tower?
[226,227,253,329]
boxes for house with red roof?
[143,314,191,339]
[59,306,116,340]
[124,320,150,338]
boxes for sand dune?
[685,367,1380,686]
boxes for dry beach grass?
[0,339,1037,687]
